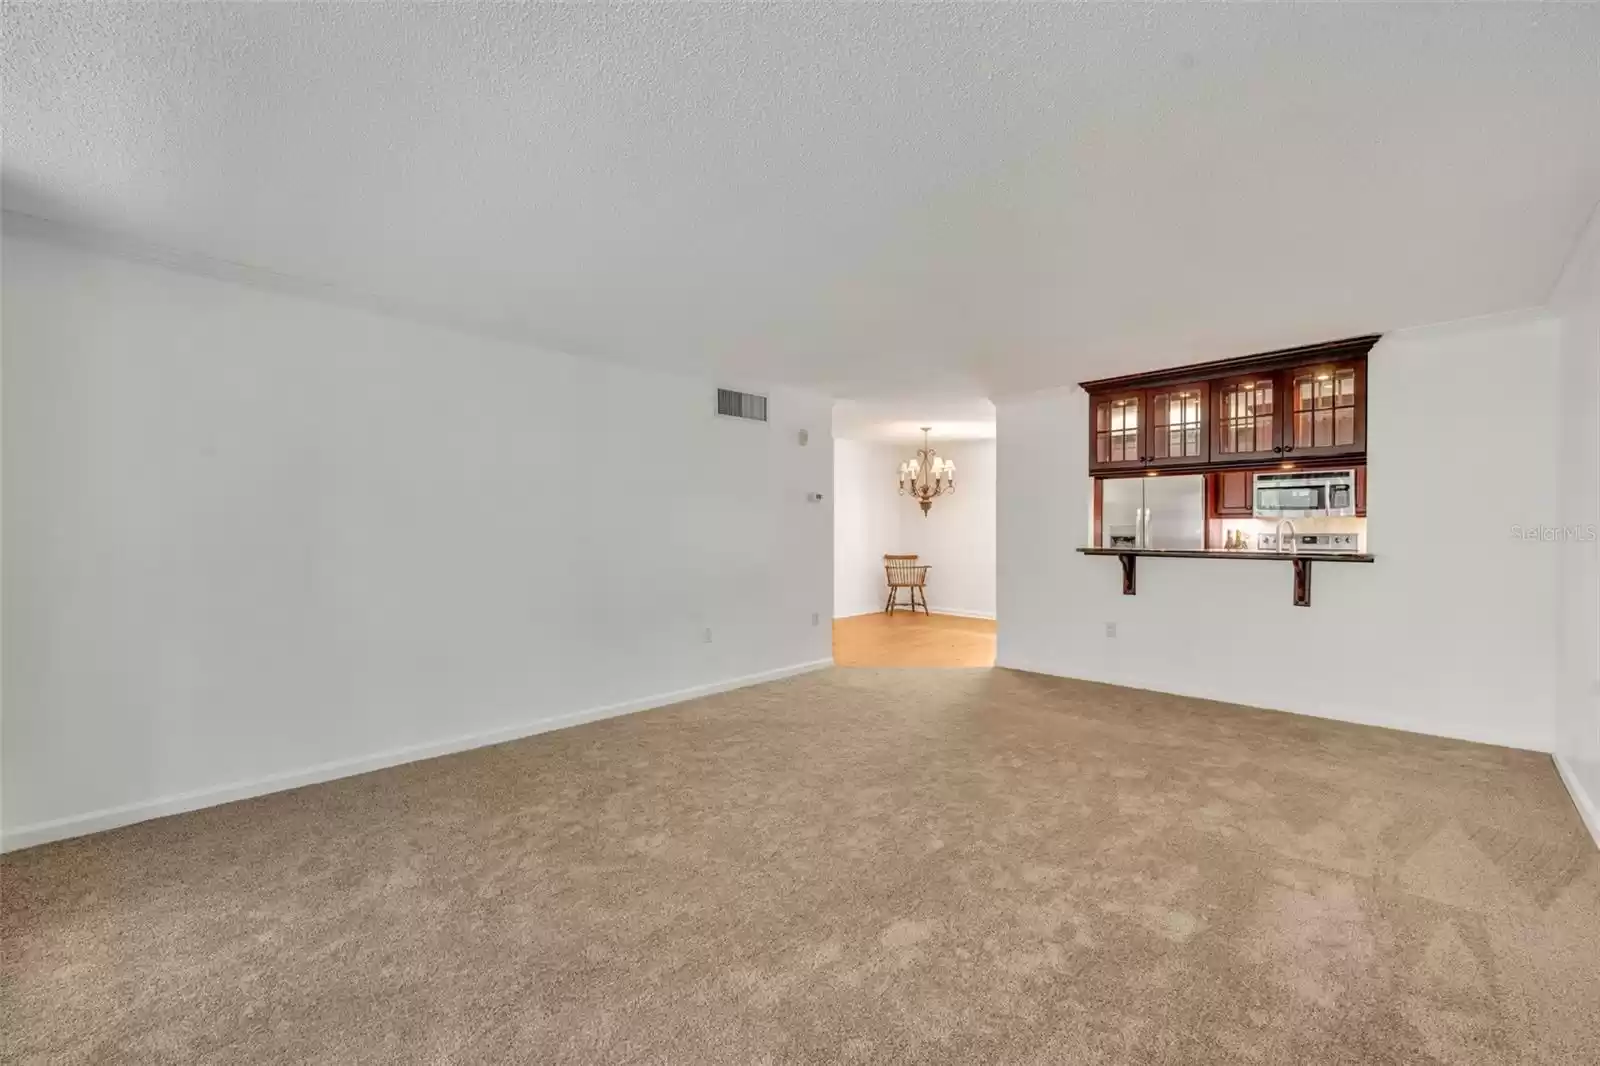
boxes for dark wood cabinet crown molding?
[1078,334,1379,393]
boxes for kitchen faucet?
[1275,518,1298,555]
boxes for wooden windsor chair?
[883,554,931,615]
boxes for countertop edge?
[1076,548,1374,562]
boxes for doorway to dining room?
[831,402,996,667]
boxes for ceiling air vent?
[716,388,768,423]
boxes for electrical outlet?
[811,612,820,626]
[1105,622,1117,638]
[702,628,713,644]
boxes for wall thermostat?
[797,429,809,446]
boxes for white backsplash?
[1220,516,1368,552]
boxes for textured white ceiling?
[6,3,1599,396]
[833,397,997,444]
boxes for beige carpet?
[4,669,1598,1065]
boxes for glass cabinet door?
[1284,362,1364,456]
[1144,383,1209,467]
[1089,391,1145,471]
[1213,375,1280,459]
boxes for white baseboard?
[929,608,996,621]
[996,658,1554,754]
[1,658,833,853]
[1554,754,1600,851]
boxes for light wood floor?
[832,611,997,668]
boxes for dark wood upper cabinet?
[1212,469,1254,517]
[1082,335,1375,475]
[1088,389,1146,473]
[1282,361,1365,458]
[1213,374,1281,461]
[1143,382,1210,468]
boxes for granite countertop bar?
[1076,547,1373,605]
[1076,548,1374,562]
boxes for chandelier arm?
[897,427,950,512]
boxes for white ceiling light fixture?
[898,427,956,516]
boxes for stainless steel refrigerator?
[1100,475,1206,550]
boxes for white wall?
[1553,203,1600,845]
[897,440,997,618]
[0,231,834,849]
[998,311,1562,753]
[833,437,996,619]
[832,439,902,617]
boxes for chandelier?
[898,427,956,516]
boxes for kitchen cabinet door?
[1213,374,1281,461]
[1088,390,1146,473]
[1143,382,1210,468]
[1213,469,1254,517]
[1356,465,1367,516]
[1283,361,1365,458]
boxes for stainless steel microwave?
[1252,469,1356,518]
